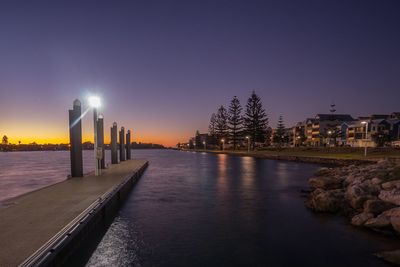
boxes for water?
[85,150,399,267]
[1,150,399,266]
[0,150,111,202]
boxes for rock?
[383,207,400,217]
[363,199,396,215]
[390,217,400,234]
[351,212,373,226]
[309,176,343,190]
[360,180,381,196]
[375,249,400,265]
[382,180,400,190]
[379,189,400,205]
[364,215,391,229]
[307,189,345,213]
[345,184,372,209]
[371,177,383,185]
[314,168,332,177]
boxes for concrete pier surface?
[0,159,148,267]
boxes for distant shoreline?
[0,145,166,152]
[181,147,400,166]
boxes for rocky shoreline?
[306,159,400,265]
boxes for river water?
[1,150,399,266]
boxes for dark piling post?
[126,130,131,160]
[97,114,106,169]
[69,99,83,177]
[119,127,126,161]
[111,122,118,164]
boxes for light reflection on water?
[86,150,400,267]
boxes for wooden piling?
[97,114,106,169]
[119,127,126,161]
[126,130,131,160]
[68,99,83,177]
[111,122,118,164]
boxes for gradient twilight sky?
[0,1,399,146]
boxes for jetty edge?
[0,159,148,267]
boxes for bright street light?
[88,95,101,108]
[246,136,250,153]
[221,139,225,151]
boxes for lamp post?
[246,136,250,153]
[361,121,369,157]
[327,130,332,147]
[203,141,206,150]
[193,142,196,150]
[89,96,101,176]
[221,139,225,151]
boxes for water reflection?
[240,156,255,191]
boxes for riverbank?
[186,147,400,166]
[306,159,400,265]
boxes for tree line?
[205,91,289,150]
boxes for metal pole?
[93,108,100,176]
[119,127,126,161]
[248,138,250,153]
[126,130,131,160]
[111,122,118,164]
[69,99,83,177]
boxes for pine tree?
[228,96,243,150]
[273,115,288,147]
[215,105,228,144]
[243,91,268,148]
[208,113,217,136]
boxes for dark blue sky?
[1,1,399,145]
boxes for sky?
[0,0,399,147]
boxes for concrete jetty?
[0,159,148,267]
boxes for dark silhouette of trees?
[243,91,268,148]
[228,96,243,150]
[273,115,288,147]
[208,113,217,136]
[215,105,228,145]
[372,131,393,147]
[2,135,8,145]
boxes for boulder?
[364,215,391,229]
[383,207,400,217]
[345,184,372,209]
[375,250,400,265]
[382,180,400,190]
[351,212,374,226]
[363,199,396,215]
[379,189,400,205]
[360,180,381,196]
[371,177,383,185]
[307,189,345,213]
[390,217,400,234]
[309,176,343,190]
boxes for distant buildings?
[181,111,400,150]
[293,112,400,148]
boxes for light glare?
[88,96,101,108]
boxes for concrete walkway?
[0,159,148,267]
